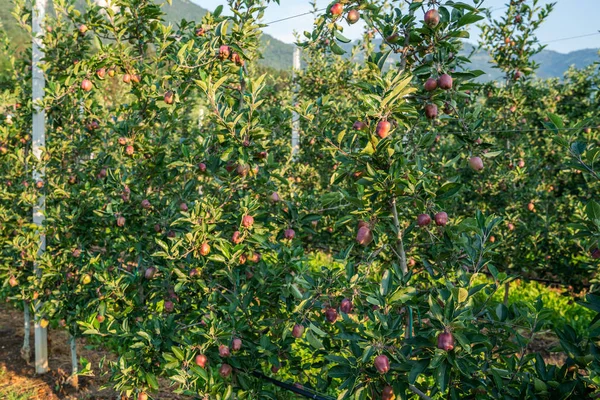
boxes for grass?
[0,368,38,400]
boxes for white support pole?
[69,334,78,388]
[291,47,300,159]
[21,302,31,361]
[32,0,48,375]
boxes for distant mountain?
[0,0,596,78]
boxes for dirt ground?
[0,305,195,400]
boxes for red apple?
[242,215,254,228]
[347,9,360,24]
[141,199,151,209]
[434,211,448,226]
[284,228,295,240]
[340,298,353,314]
[517,159,525,168]
[198,162,207,172]
[122,74,131,84]
[527,202,535,212]
[230,52,244,66]
[356,226,373,246]
[180,202,188,212]
[116,215,126,227]
[81,79,93,91]
[292,324,304,338]
[330,3,343,16]
[374,354,390,374]
[353,121,367,131]
[219,344,231,357]
[8,276,18,287]
[164,90,174,104]
[96,68,106,79]
[424,104,438,119]
[199,242,210,256]
[137,392,148,400]
[376,120,391,139]
[219,363,232,377]
[437,330,455,351]
[382,385,395,400]
[591,248,600,259]
[219,45,231,59]
[468,156,484,171]
[270,192,280,203]
[437,74,453,90]
[424,9,440,27]
[424,78,437,91]
[78,24,88,34]
[249,252,261,263]
[232,231,243,244]
[145,267,156,279]
[417,214,431,227]
[232,338,242,352]
[271,365,280,373]
[508,223,515,231]
[195,354,208,368]
[195,27,205,36]
[325,307,338,323]
[125,145,134,155]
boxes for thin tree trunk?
[503,281,510,305]
[69,334,79,389]
[21,302,31,362]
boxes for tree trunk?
[21,302,31,362]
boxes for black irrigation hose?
[249,370,334,400]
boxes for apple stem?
[391,197,408,276]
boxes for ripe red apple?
[78,24,88,34]
[340,298,353,314]
[437,330,455,351]
[250,252,261,263]
[376,120,391,139]
[122,74,131,83]
[353,121,367,131]
[437,74,453,90]
[219,45,231,59]
[132,74,141,83]
[424,103,438,119]
[219,344,231,357]
[424,78,437,91]
[116,215,126,227]
[347,9,360,24]
[386,33,400,43]
[509,105,517,113]
[517,159,525,168]
[374,354,390,374]
[189,268,199,277]
[356,226,373,246]
[271,365,280,373]
[591,248,600,259]
[434,211,448,227]
[195,354,208,368]
[330,3,343,16]
[489,235,496,243]
[96,314,105,323]
[382,385,395,400]
[417,214,431,227]
[232,338,242,352]
[230,52,243,66]
[270,192,280,203]
[236,164,249,176]
[527,202,535,212]
[468,156,484,171]
[198,162,207,173]
[325,307,338,323]
[81,79,93,91]
[125,145,134,155]
[35,180,44,189]
[180,202,188,212]
[96,68,106,79]
[219,363,232,377]
[141,199,151,209]
[284,229,295,240]
[195,27,205,36]
[239,254,247,264]
[232,231,243,244]
[8,276,18,287]
[164,90,174,105]
[424,9,440,27]
[138,392,148,400]
[242,215,254,228]
[145,267,156,279]
[515,14,522,23]
[508,223,515,231]
[200,242,210,256]
[292,324,304,338]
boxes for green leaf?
[456,13,484,28]
[380,269,391,296]
[306,330,324,349]
[334,30,351,43]
[330,42,346,55]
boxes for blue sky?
[191,0,599,53]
